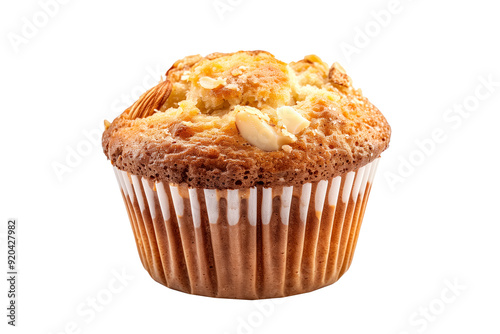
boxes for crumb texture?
[102,51,391,189]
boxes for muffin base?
[113,158,380,299]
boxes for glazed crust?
[102,51,391,189]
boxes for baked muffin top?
[102,51,391,189]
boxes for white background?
[1,0,499,333]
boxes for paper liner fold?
[112,158,380,299]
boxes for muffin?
[102,50,390,299]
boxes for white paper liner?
[112,158,380,299]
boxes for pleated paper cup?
[112,158,380,299]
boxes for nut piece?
[128,79,172,119]
[328,62,351,87]
[199,76,226,89]
[304,54,329,72]
[180,71,190,81]
[231,65,248,76]
[225,83,239,91]
[282,145,292,153]
[231,68,243,76]
[276,106,310,134]
[304,54,323,64]
[235,106,295,151]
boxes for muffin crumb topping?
[102,50,391,188]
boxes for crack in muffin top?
[102,50,391,189]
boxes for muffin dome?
[102,51,391,189]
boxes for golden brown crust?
[102,51,391,189]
